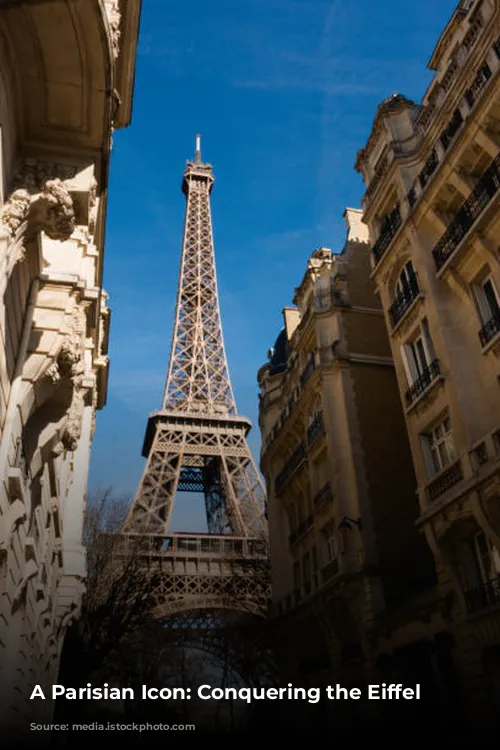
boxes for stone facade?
[257,210,456,727]
[0,0,141,735]
[356,0,500,720]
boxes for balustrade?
[275,442,307,494]
[426,459,463,502]
[432,155,500,270]
[388,275,420,327]
[372,205,402,265]
[405,359,441,407]
[479,308,500,347]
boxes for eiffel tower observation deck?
[122,137,269,618]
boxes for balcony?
[321,558,339,582]
[372,205,402,265]
[426,459,463,503]
[313,482,333,511]
[432,154,500,271]
[464,577,500,614]
[405,358,441,408]
[307,411,325,447]
[479,308,500,348]
[388,275,420,328]
[275,442,307,495]
[465,62,492,109]
[288,513,314,547]
[403,43,498,216]
[300,354,316,388]
[418,149,438,189]
[440,107,464,152]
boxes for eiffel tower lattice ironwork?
[123,137,269,617]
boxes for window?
[459,532,500,590]
[302,552,311,582]
[312,545,318,572]
[474,276,500,325]
[395,260,418,299]
[321,522,337,565]
[421,415,455,476]
[401,319,436,384]
[293,561,301,589]
[493,429,500,456]
[471,532,500,586]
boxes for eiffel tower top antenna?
[162,136,236,417]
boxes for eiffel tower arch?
[122,137,270,620]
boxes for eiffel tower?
[123,137,269,618]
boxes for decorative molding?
[104,0,122,59]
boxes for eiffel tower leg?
[124,429,183,535]
[222,450,267,538]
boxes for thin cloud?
[232,77,378,95]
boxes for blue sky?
[89,0,457,528]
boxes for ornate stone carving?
[2,162,76,271]
[12,160,77,191]
[0,189,31,238]
[88,177,98,234]
[104,0,121,59]
[63,388,85,452]
[34,179,75,240]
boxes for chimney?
[343,207,370,244]
[283,307,301,340]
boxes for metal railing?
[313,482,332,511]
[465,62,492,108]
[426,459,463,502]
[440,107,464,151]
[372,205,402,264]
[464,576,500,614]
[307,411,325,447]
[117,533,269,559]
[479,308,500,347]
[418,149,438,188]
[275,442,307,494]
[288,513,314,547]
[300,354,316,388]
[432,154,500,271]
[388,275,420,327]
[404,358,441,407]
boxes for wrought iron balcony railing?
[464,576,500,614]
[440,107,464,152]
[426,459,463,503]
[313,482,332,511]
[404,358,441,407]
[288,513,314,547]
[388,276,420,327]
[275,441,307,494]
[300,354,316,388]
[418,149,438,189]
[372,205,402,265]
[307,411,325,447]
[432,154,500,271]
[479,308,500,347]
